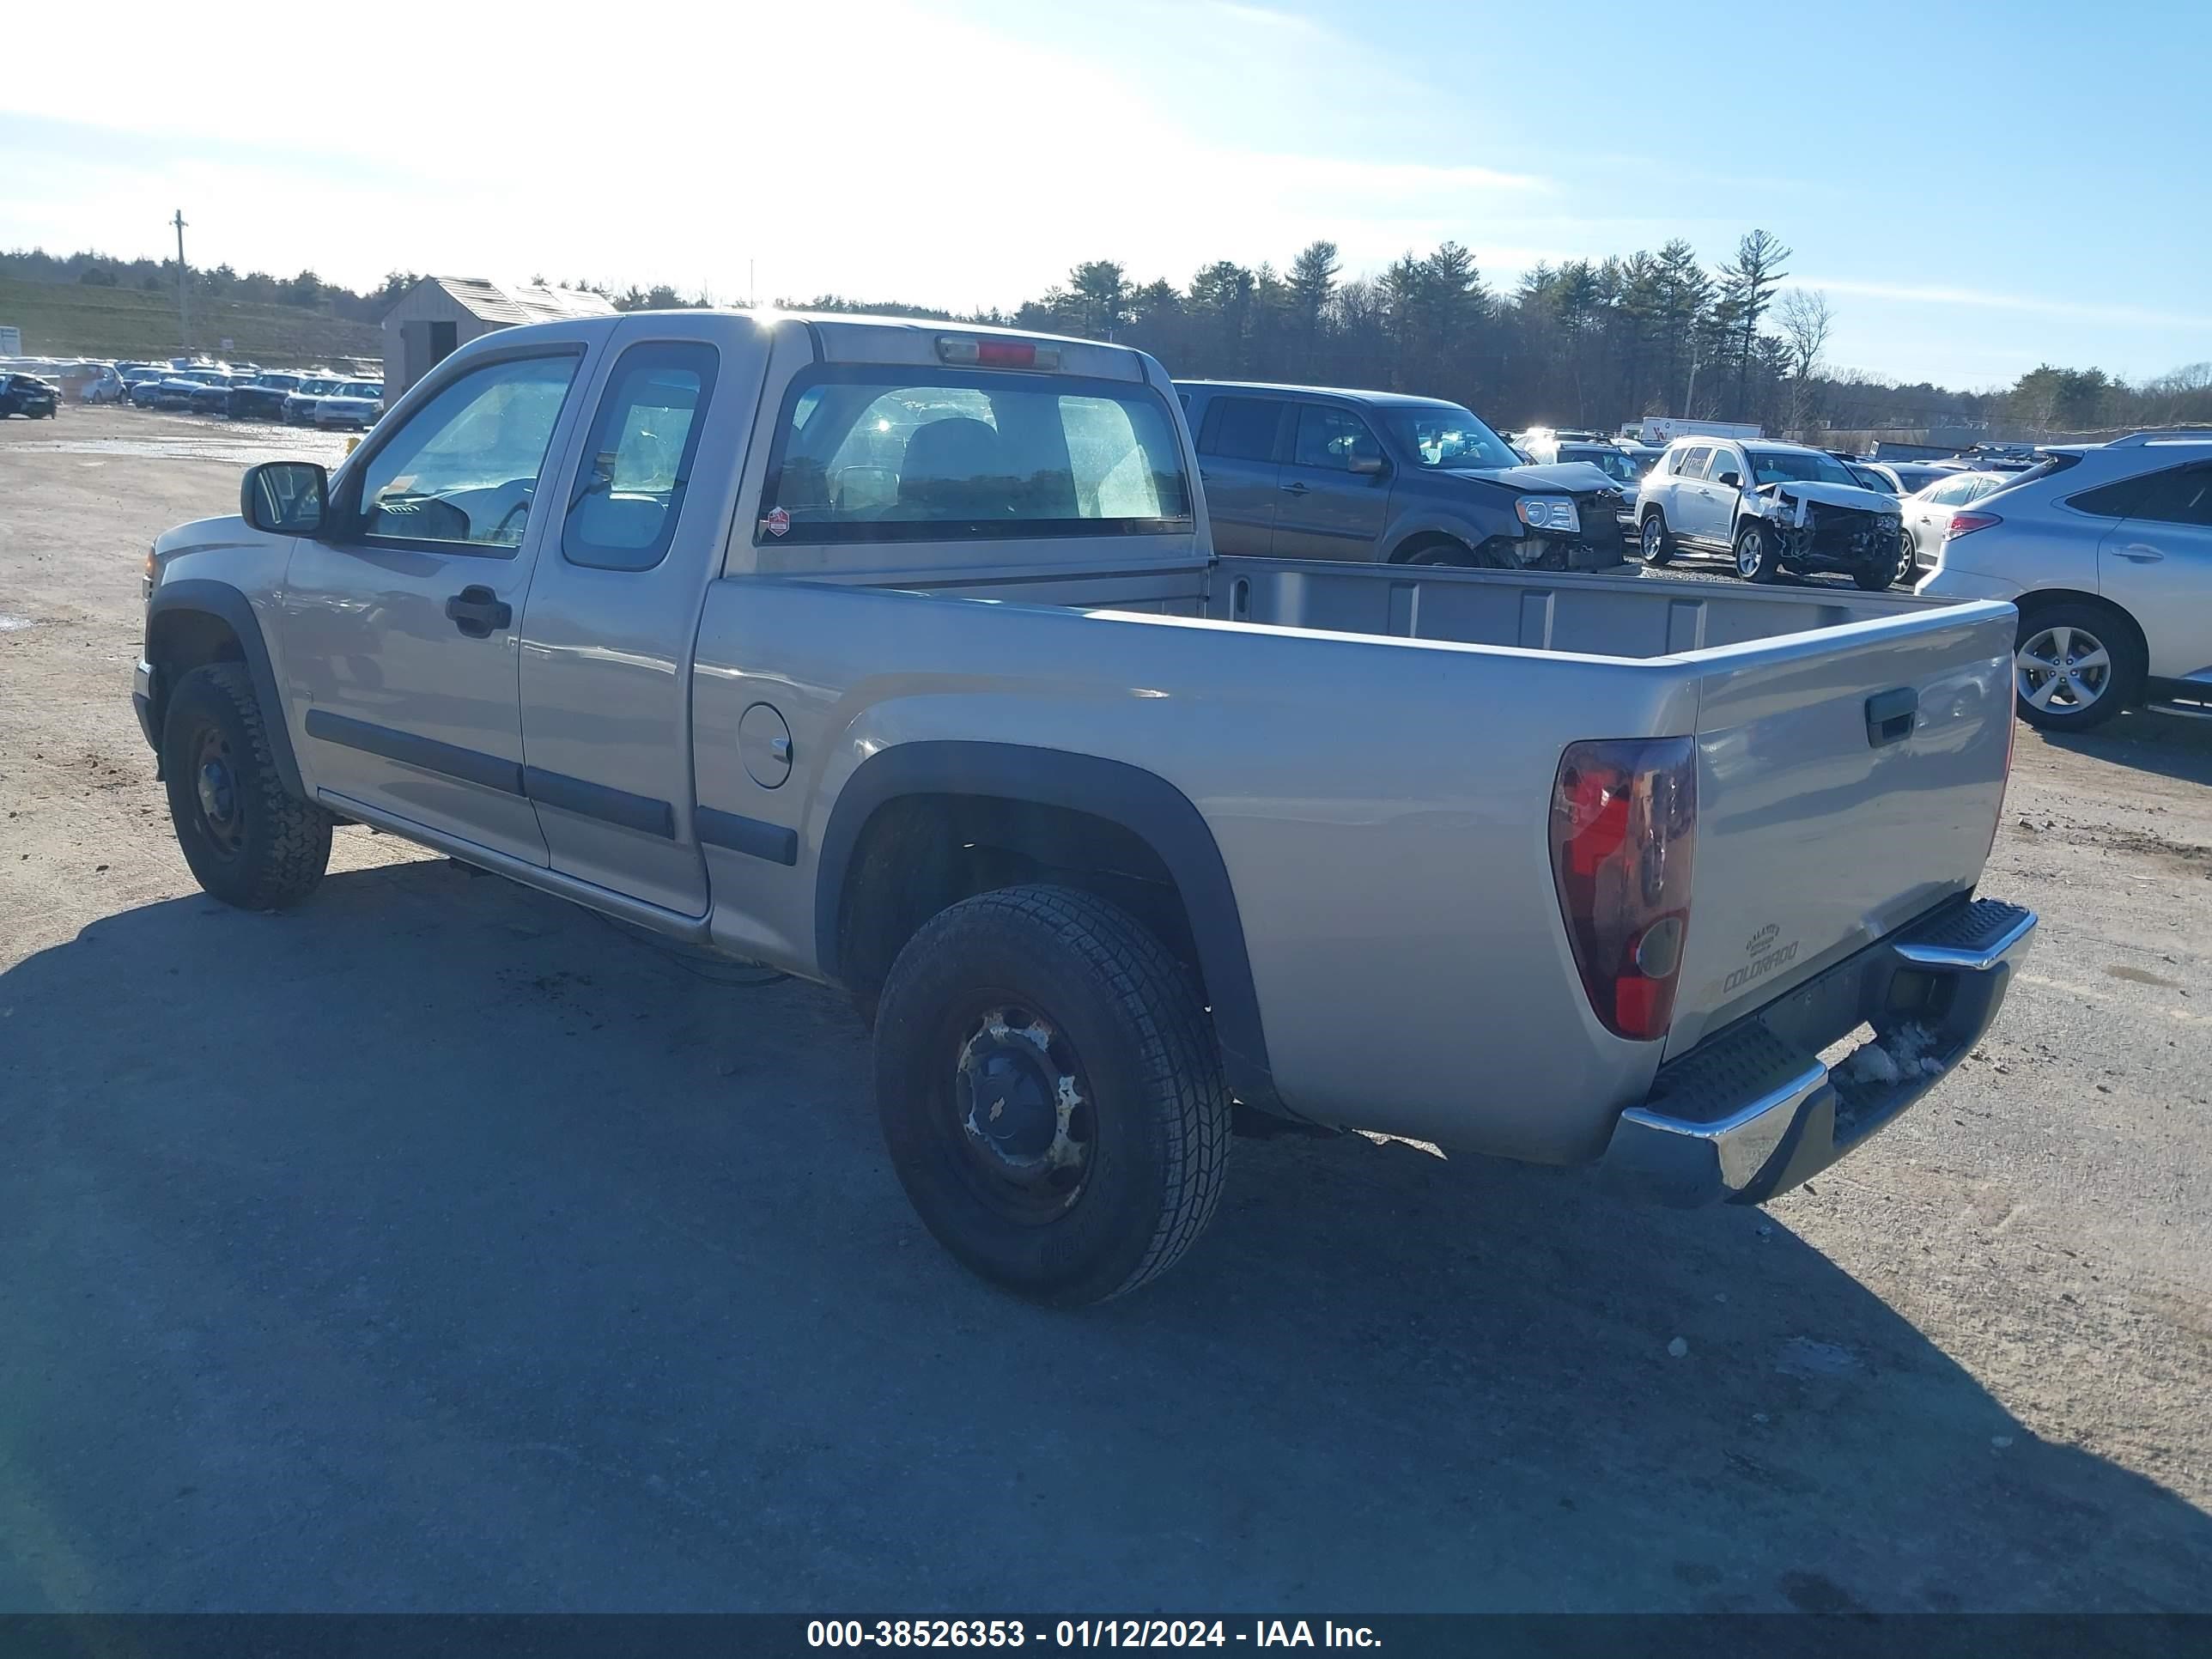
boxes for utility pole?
[171,209,190,356]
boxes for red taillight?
[1549,738,1698,1042]
[937,334,1059,370]
[1946,510,2001,541]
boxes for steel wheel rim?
[942,1000,1096,1225]
[1642,519,1662,559]
[1736,531,1762,576]
[2016,624,2112,714]
[191,726,246,859]
[1897,532,1917,583]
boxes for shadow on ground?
[2040,708,2212,787]
[2,859,2207,1613]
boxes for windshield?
[1382,404,1519,470]
[339,382,383,398]
[1749,449,1855,487]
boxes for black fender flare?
[815,741,1279,1111]
[144,578,305,799]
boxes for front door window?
[352,356,580,550]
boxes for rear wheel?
[873,884,1230,1306]
[2013,603,2142,732]
[1734,521,1780,582]
[161,663,332,908]
[1638,510,1674,566]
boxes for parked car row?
[108,360,386,428]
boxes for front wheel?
[161,663,332,908]
[1734,521,1780,582]
[873,884,1231,1306]
[1894,529,1919,587]
[1638,510,1674,566]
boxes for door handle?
[444,585,512,638]
[1866,686,1917,748]
[2112,544,2165,562]
[1281,481,1310,495]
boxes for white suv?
[1636,437,1906,588]
[1918,431,2212,730]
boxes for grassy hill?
[0,276,383,367]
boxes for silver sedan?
[1899,470,2010,584]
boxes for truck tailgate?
[1664,604,2017,1059]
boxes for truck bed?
[1201,558,1931,657]
[831,549,1942,657]
[696,550,2018,1158]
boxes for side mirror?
[1349,451,1386,477]
[1717,469,1742,489]
[240,460,328,534]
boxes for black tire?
[2013,601,2143,732]
[873,884,1230,1307]
[1734,520,1780,582]
[161,662,332,908]
[1852,559,1895,592]
[1638,509,1674,566]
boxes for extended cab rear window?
[758,367,1192,544]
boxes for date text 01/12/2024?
[806,1620,1382,1648]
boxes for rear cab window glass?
[562,342,719,571]
[759,367,1192,543]
[1196,396,1285,462]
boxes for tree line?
[9,239,2207,439]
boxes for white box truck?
[1632,416,1761,444]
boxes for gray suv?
[1919,431,2212,729]
[1175,381,1626,569]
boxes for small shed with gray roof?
[380,276,618,397]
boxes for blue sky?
[4,0,2209,391]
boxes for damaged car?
[1638,437,1909,589]
[1176,380,1627,570]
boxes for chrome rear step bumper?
[1602,897,2037,1207]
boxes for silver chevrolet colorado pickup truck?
[135,310,2036,1304]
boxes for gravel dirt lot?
[3,406,2209,1613]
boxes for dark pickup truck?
[1175,380,1627,569]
